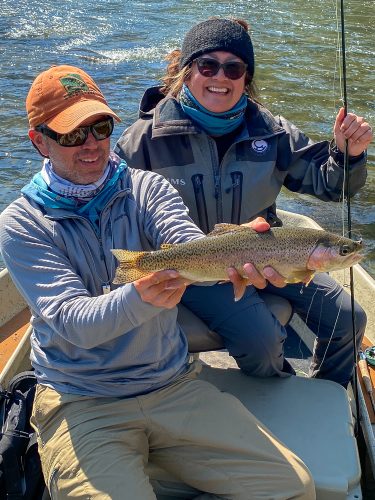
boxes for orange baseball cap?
[26,65,121,133]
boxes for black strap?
[2,433,26,498]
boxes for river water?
[0,0,374,276]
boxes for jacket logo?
[251,140,268,154]
[166,177,186,186]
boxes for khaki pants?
[31,364,315,499]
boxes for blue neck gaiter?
[179,84,247,136]
[22,154,126,233]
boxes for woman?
[115,17,373,387]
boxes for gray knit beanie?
[179,18,255,80]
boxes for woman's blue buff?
[179,84,247,136]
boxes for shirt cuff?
[329,140,366,165]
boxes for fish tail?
[111,249,148,284]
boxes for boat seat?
[178,292,293,353]
[149,367,361,499]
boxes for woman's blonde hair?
[160,18,258,99]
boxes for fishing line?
[303,283,345,376]
[315,0,361,430]
[317,292,345,369]
[338,0,361,434]
[333,0,349,236]
[297,286,319,366]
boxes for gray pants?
[182,272,366,387]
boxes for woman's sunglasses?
[35,117,114,147]
[194,57,247,80]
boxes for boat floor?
[0,307,30,374]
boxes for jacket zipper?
[191,174,209,234]
[230,172,243,225]
[97,233,111,293]
[213,171,222,223]
[209,139,223,224]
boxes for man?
[0,65,315,499]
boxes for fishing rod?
[339,0,361,433]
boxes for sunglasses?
[194,57,247,80]
[35,117,114,147]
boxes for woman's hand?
[334,107,373,157]
[134,270,190,309]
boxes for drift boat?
[1,209,374,499]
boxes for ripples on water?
[0,0,374,276]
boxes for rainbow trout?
[112,224,363,289]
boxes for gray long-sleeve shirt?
[0,160,204,397]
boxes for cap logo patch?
[59,73,92,98]
[251,139,268,154]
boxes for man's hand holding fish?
[133,269,190,309]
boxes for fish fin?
[112,266,148,284]
[232,276,248,302]
[111,249,147,284]
[303,272,315,286]
[208,223,254,237]
[160,243,175,250]
[285,270,315,284]
[111,249,145,263]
